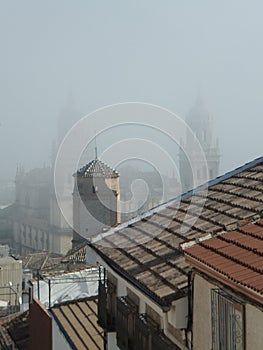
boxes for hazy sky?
[1,1,263,183]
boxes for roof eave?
[90,243,187,310]
[185,253,263,305]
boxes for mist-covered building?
[179,98,220,193]
[9,96,82,256]
[73,158,120,246]
[12,166,72,255]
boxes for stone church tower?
[179,98,220,193]
[72,158,120,246]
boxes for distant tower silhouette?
[57,91,81,146]
[179,97,220,193]
[72,159,120,246]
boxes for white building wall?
[107,332,120,350]
[0,257,22,305]
[192,273,215,350]
[31,268,99,308]
[246,303,263,350]
[52,318,72,350]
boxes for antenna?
[95,132,98,159]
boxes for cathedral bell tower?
[179,97,220,193]
[72,158,120,246]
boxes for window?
[211,289,244,350]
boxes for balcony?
[116,296,178,350]
[98,279,179,350]
[116,296,141,350]
[98,279,116,331]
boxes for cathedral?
[10,96,220,255]
[11,96,121,255]
[179,98,220,193]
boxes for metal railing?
[98,279,117,331]
[211,289,244,350]
[98,276,179,350]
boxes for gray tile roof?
[91,156,263,308]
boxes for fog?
[1,0,263,184]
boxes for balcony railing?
[98,279,117,331]
[98,280,107,329]
[99,280,179,350]
[116,297,130,350]
[116,297,178,350]
[134,313,158,350]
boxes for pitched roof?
[90,156,263,308]
[63,241,87,264]
[0,256,20,266]
[183,220,263,304]
[77,159,119,178]
[0,311,29,350]
[21,252,64,272]
[50,297,104,350]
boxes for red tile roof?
[184,220,263,304]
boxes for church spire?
[179,97,220,193]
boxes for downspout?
[185,271,194,350]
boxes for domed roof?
[76,159,119,178]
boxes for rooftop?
[90,156,263,308]
[0,311,29,350]
[50,296,104,350]
[76,159,119,178]
[20,248,87,275]
[0,256,21,267]
[184,219,263,304]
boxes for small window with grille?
[211,289,244,350]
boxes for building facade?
[0,256,22,305]
[12,167,72,255]
[183,219,263,350]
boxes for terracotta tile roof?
[50,297,104,350]
[90,156,263,307]
[184,220,263,304]
[77,159,119,178]
[20,248,87,275]
[0,311,29,350]
[63,242,87,264]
